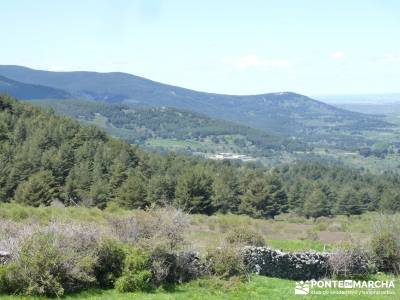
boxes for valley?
[1,76,400,299]
[2,2,400,299]
[0,65,399,172]
[29,97,400,173]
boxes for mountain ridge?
[0,65,320,97]
[0,65,391,140]
[0,74,71,100]
[0,65,357,108]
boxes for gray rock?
[0,250,11,264]
[242,246,330,280]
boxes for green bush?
[149,249,177,285]
[115,269,152,292]
[371,232,400,274]
[0,232,97,297]
[150,249,203,285]
[370,216,400,274]
[2,233,67,296]
[329,247,375,279]
[94,239,126,288]
[206,246,249,279]
[225,227,265,247]
[115,248,152,292]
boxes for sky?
[1,0,400,96]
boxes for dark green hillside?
[0,75,70,99]
[2,95,400,217]
[0,94,289,216]
[0,65,391,148]
[31,99,306,155]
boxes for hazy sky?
[1,0,400,95]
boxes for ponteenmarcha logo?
[294,280,396,296]
[295,281,310,295]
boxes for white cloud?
[380,54,400,63]
[223,54,291,69]
[330,51,345,60]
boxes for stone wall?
[242,246,330,280]
[0,246,373,281]
[0,251,10,264]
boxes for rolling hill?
[0,75,71,100]
[1,66,400,171]
[31,99,305,157]
[0,65,391,142]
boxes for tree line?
[33,99,307,153]
[1,95,400,218]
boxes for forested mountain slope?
[0,65,390,142]
[0,75,71,100]
[31,99,305,155]
[1,95,400,217]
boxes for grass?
[1,204,399,299]
[267,239,331,252]
[1,275,398,300]
[1,203,398,252]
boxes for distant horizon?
[2,64,400,101]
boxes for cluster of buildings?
[208,152,256,162]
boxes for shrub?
[2,233,66,296]
[329,247,375,278]
[109,206,189,252]
[225,227,265,247]
[94,239,126,288]
[115,269,152,292]
[304,229,319,241]
[149,250,176,285]
[115,248,152,292]
[150,249,203,285]
[0,221,104,296]
[1,232,97,297]
[371,233,400,274]
[327,222,343,232]
[370,215,400,274]
[173,252,204,283]
[206,246,249,279]
[0,220,41,260]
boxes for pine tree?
[239,176,275,219]
[52,144,75,184]
[359,189,378,211]
[302,188,330,218]
[265,174,288,214]
[380,190,400,213]
[109,160,128,191]
[146,175,175,206]
[334,188,363,215]
[14,170,58,206]
[211,169,240,213]
[64,161,92,204]
[288,181,306,212]
[89,179,110,209]
[174,167,214,214]
[116,174,148,209]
